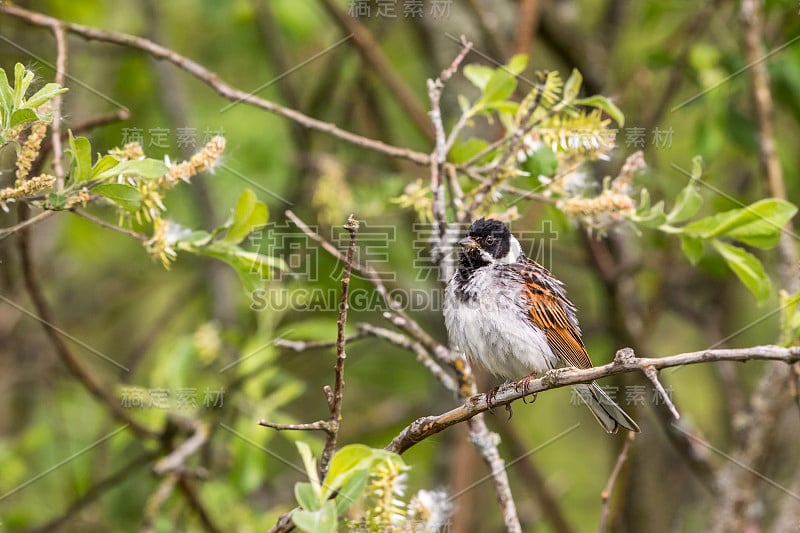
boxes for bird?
[443,218,640,433]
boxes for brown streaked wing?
[517,261,594,369]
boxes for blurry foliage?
[1,1,800,532]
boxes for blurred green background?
[1,0,800,531]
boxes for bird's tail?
[573,383,640,433]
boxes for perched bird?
[444,218,640,433]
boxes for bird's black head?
[457,218,512,269]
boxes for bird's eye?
[485,236,495,245]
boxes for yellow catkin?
[558,189,635,218]
[15,122,48,185]
[160,136,225,187]
[0,173,56,202]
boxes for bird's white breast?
[444,266,559,379]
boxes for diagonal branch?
[0,4,431,167]
[386,346,800,455]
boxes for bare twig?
[47,21,67,189]
[642,365,680,420]
[153,421,210,475]
[428,36,473,280]
[0,210,56,240]
[599,432,635,533]
[258,420,331,432]
[142,474,178,533]
[70,209,149,241]
[468,416,522,533]
[319,213,359,477]
[284,210,452,365]
[176,477,222,533]
[386,346,800,454]
[1,4,431,166]
[274,332,367,352]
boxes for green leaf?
[225,189,269,244]
[520,146,558,177]
[667,179,703,223]
[92,183,142,212]
[574,95,625,127]
[24,83,67,110]
[47,193,68,209]
[683,198,797,248]
[634,201,666,228]
[563,68,583,102]
[334,468,369,516]
[680,235,704,265]
[322,444,375,498]
[457,94,471,114]
[463,64,494,91]
[506,54,528,75]
[0,67,13,116]
[712,239,771,303]
[483,100,520,115]
[292,500,337,533]
[295,441,321,496]
[13,63,31,108]
[67,131,92,183]
[478,68,517,107]
[91,155,121,178]
[448,138,491,164]
[9,108,38,129]
[295,482,321,512]
[93,158,168,181]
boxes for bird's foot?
[486,380,512,414]
[516,373,539,404]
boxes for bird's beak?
[458,237,479,251]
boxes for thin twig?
[320,213,359,478]
[142,474,178,533]
[274,332,367,352]
[643,365,680,420]
[284,210,453,365]
[258,420,331,432]
[48,21,67,189]
[70,209,149,241]
[0,210,56,240]
[386,345,800,454]
[599,432,635,533]
[1,4,431,167]
[153,422,210,475]
[428,36,473,281]
[176,477,222,533]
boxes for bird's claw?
[516,373,538,404]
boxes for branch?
[386,346,800,454]
[0,210,55,239]
[0,4,431,167]
[599,432,635,533]
[320,213,359,478]
[428,37,472,281]
[274,333,367,352]
[47,20,67,188]
[70,209,149,241]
